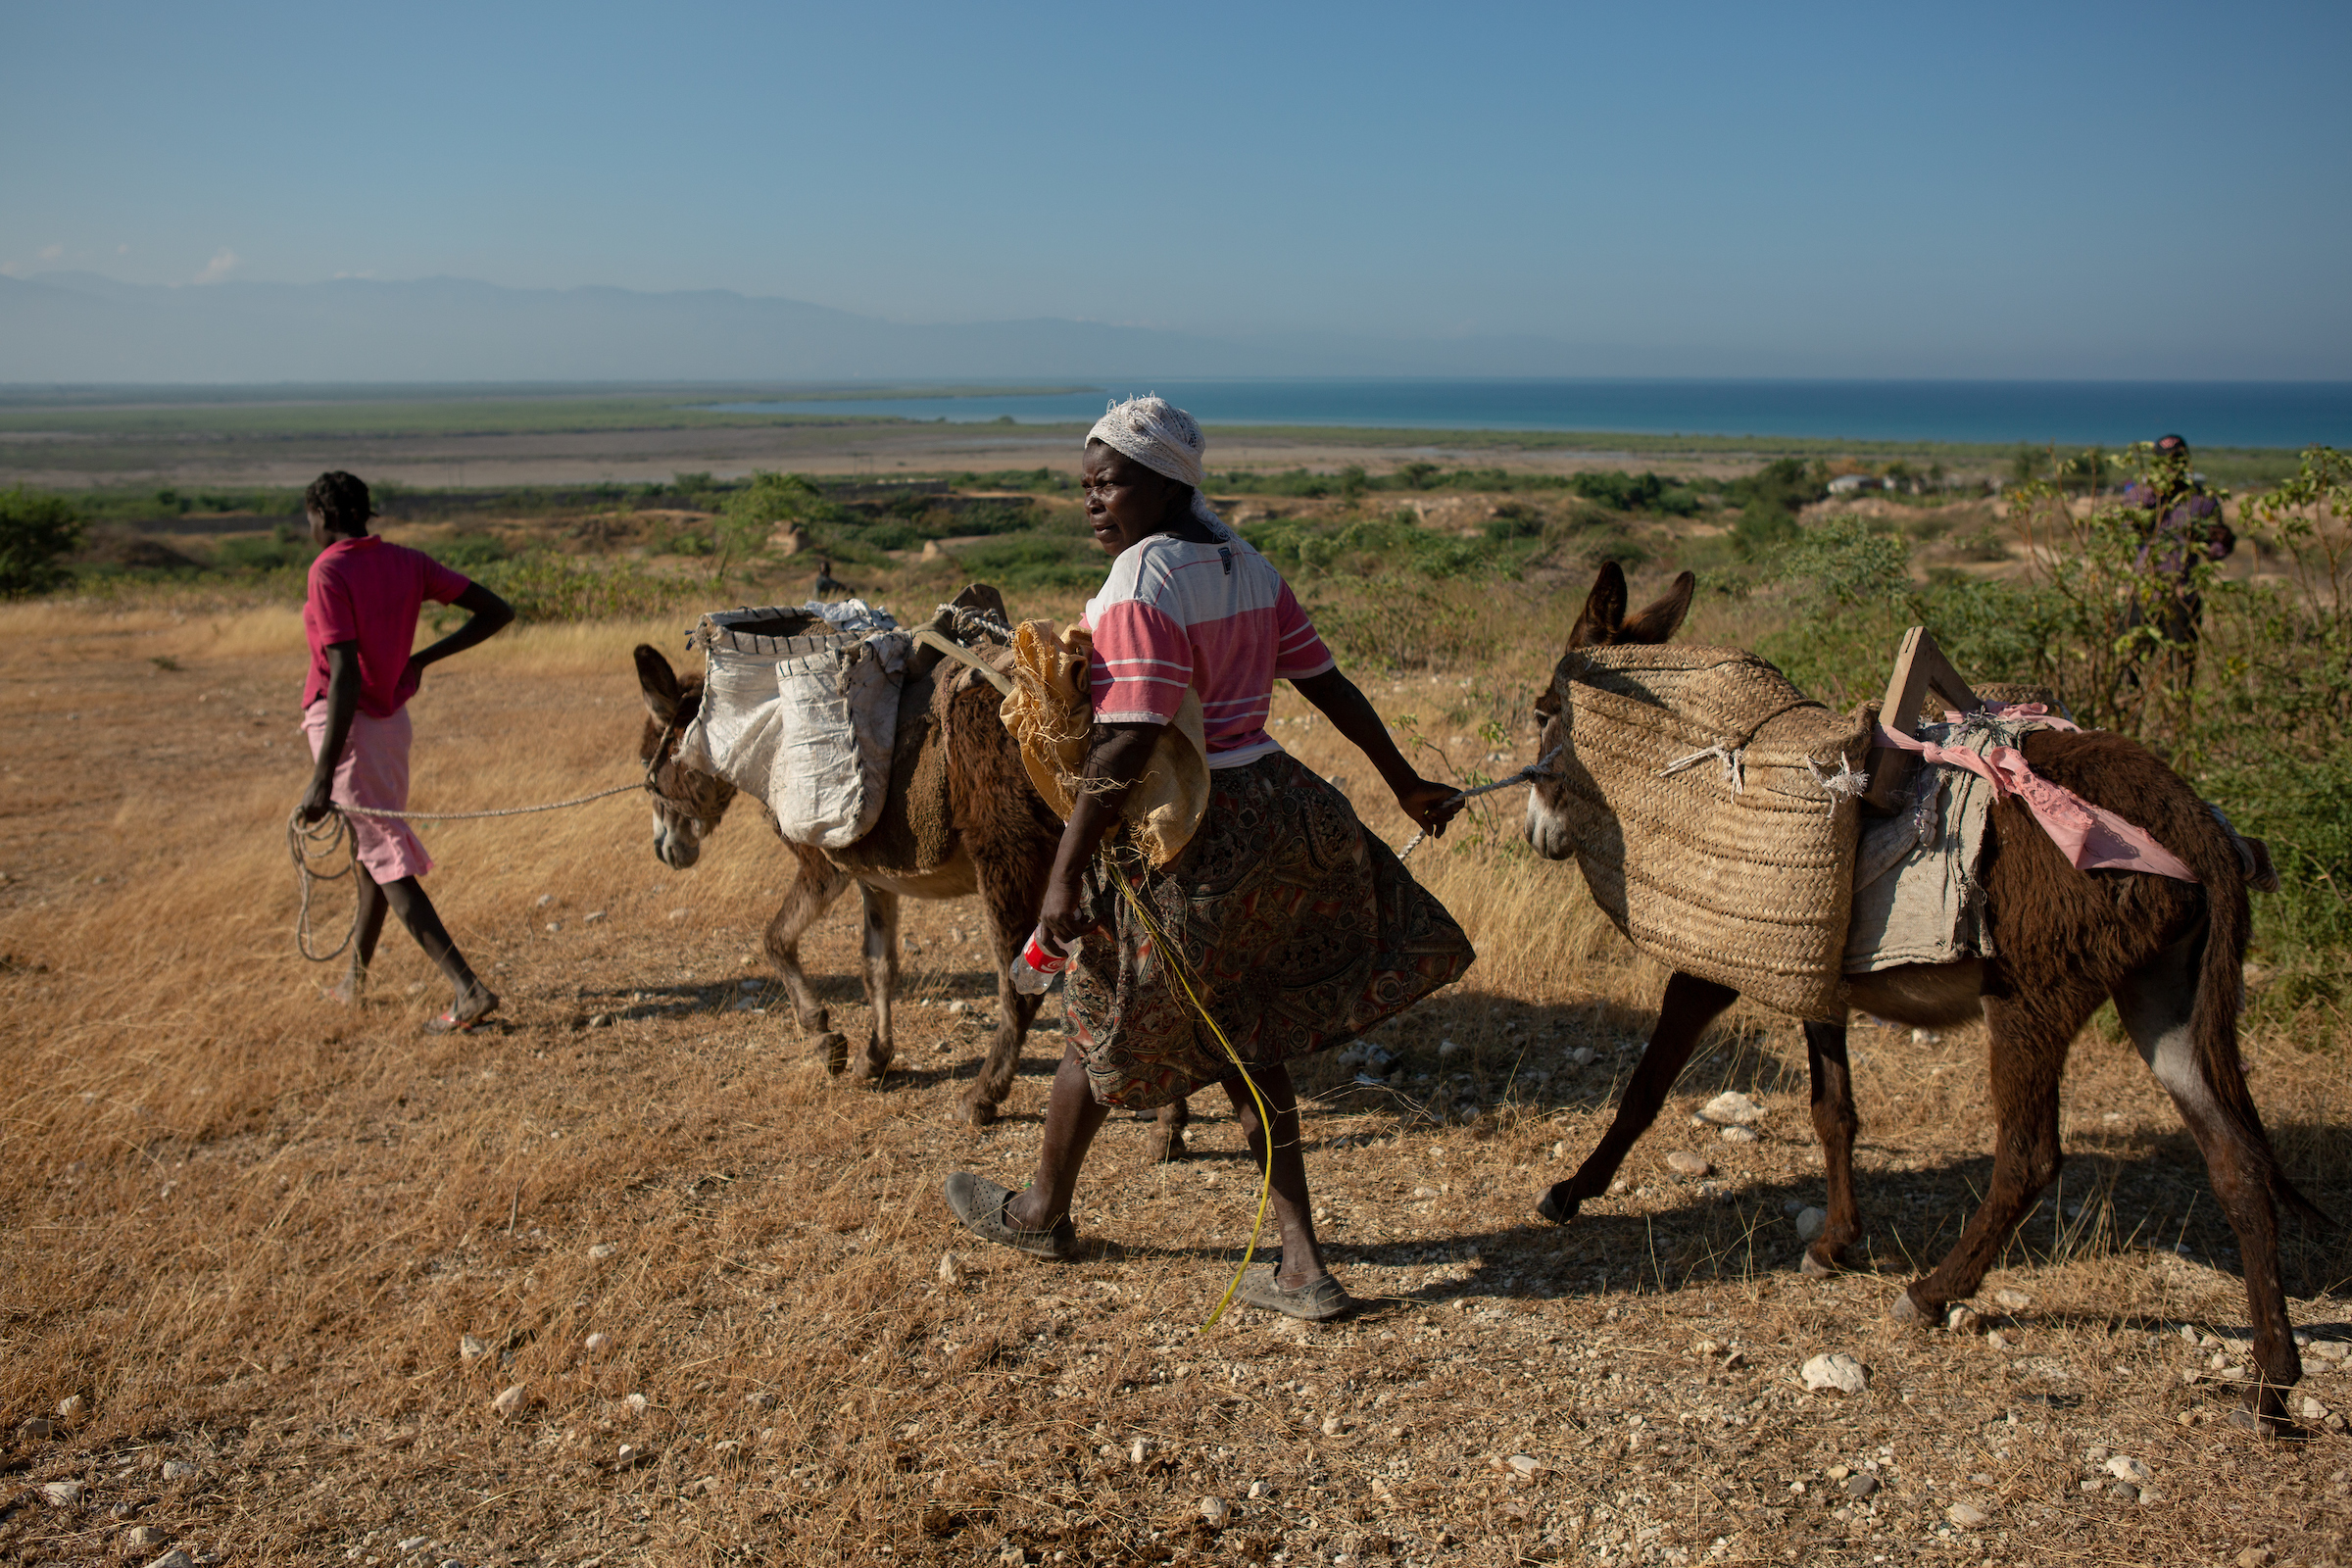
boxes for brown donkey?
[634,642,1191,1155]
[1526,563,2326,1434]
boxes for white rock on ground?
[1800,1352,1868,1395]
[938,1252,964,1286]
[1698,1091,1763,1126]
[1946,1502,1988,1530]
[160,1460,198,1481]
[1795,1206,1829,1242]
[1199,1495,1231,1525]
[588,1242,617,1259]
[123,1526,170,1549]
[1947,1305,1984,1334]
[1993,1288,2033,1310]
[492,1384,527,1416]
[1720,1125,1760,1145]
[1666,1151,1711,1177]
[460,1334,491,1362]
[2106,1455,2153,1486]
[1507,1454,1543,1476]
[40,1480,83,1506]
[147,1551,195,1568]
[56,1395,84,1418]
[624,1392,649,1415]
[584,1332,612,1352]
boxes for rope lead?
[286,779,646,962]
[1396,745,1563,862]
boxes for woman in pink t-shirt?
[944,399,1475,1320]
[296,470,514,1032]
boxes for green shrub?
[212,525,310,572]
[0,488,86,597]
[1483,502,1544,541]
[435,530,510,568]
[955,533,1103,591]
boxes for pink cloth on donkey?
[302,705,433,882]
[1874,702,2197,883]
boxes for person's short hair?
[304,470,373,534]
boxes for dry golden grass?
[3,585,2350,1568]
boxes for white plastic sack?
[771,630,909,849]
[674,602,907,850]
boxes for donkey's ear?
[634,643,682,725]
[1618,571,1695,647]
[1567,561,1629,650]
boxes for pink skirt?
[302,705,433,882]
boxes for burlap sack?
[1550,645,1872,1019]
[1000,618,1207,867]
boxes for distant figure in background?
[296,469,514,1032]
[2119,433,2233,687]
[812,557,853,599]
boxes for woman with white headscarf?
[943,396,1474,1319]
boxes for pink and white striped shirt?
[1084,534,1335,768]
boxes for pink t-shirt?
[1085,534,1335,768]
[301,535,471,718]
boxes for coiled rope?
[287,780,645,963]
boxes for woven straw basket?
[1551,645,1872,1019]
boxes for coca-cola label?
[1021,928,1070,975]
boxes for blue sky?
[4,1,2349,376]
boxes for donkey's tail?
[2185,803,2335,1233]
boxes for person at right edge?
[942,397,1475,1320]
[2121,432,2233,686]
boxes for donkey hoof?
[1534,1187,1580,1226]
[1887,1288,1933,1326]
[851,1049,892,1084]
[1800,1247,1838,1279]
[1151,1133,1187,1165]
[959,1096,1000,1129]
[814,1031,850,1073]
[2229,1401,2306,1441]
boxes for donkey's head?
[1525,564,1695,860]
[634,644,737,870]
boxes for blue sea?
[706,379,2352,449]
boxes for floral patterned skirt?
[1063,753,1475,1109]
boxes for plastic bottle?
[1010,924,1070,995]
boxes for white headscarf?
[1086,394,1227,535]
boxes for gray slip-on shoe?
[943,1172,1077,1260]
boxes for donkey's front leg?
[767,846,854,1071]
[1537,971,1738,1225]
[850,885,900,1082]
[1801,1017,1863,1276]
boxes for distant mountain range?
[0,271,1668,383]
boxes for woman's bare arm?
[1289,667,1463,834]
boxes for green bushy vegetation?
[1,487,86,597]
[1725,457,1826,558]
[1566,468,1706,516]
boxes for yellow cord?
[1100,856,1278,1331]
